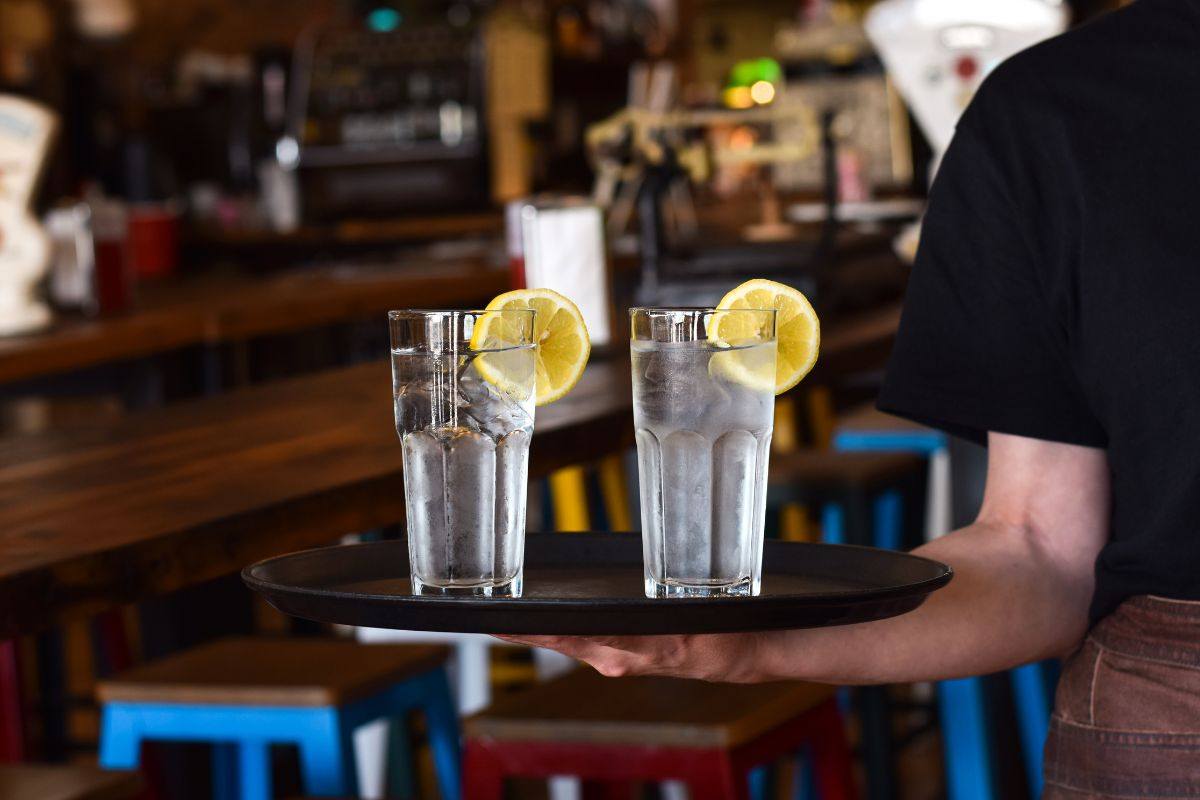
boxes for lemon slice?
[712,279,820,395]
[470,288,591,406]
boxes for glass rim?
[628,306,777,315]
[388,308,537,319]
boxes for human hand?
[493,632,776,683]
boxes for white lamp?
[865,0,1067,162]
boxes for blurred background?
[0,1,1130,799]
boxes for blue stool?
[97,637,461,800]
[768,448,926,800]
[833,407,1052,800]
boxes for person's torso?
[1010,0,1200,618]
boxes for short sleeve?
[878,82,1106,448]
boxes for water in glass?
[391,339,535,597]
[632,335,775,597]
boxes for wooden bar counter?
[0,257,510,386]
[0,360,632,639]
[0,301,900,639]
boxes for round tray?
[243,534,951,635]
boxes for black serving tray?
[243,533,951,635]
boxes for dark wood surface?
[465,668,834,748]
[768,450,924,490]
[0,304,900,639]
[0,257,510,385]
[836,403,930,434]
[97,638,448,707]
[808,302,903,382]
[187,212,503,249]
[0,764,143,800]
[0,360,633,639]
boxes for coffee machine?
[278,13,490,223]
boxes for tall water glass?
[630,308,777,597]
[390,309,537,597]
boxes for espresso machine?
[278,10,490,223]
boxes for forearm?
[501,438,1109,686]
[755,518,1095,684]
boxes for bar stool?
[832,407,1052,800]
[0,763,143,800]
[464,668,856,800]
[767,449,925,550]
[97,637,461,800]
[767,448,925,800]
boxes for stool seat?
[98,638,461,800]
[466,668,835,748]
[768,449,922,490]
[97,637,448,707]
[0,764,143,800]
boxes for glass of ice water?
[630,307,778,598]
[389,309,537,597]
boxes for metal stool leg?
[212,743,239,800]
[463,740,505,800]
[872,491,904,551]
[298,708,356,797]
[238,740,271,800]
[550,467,591,531]
[384,716,417,800]
[420,670,463,800]
[99,704,143,769]
[1010,662,1052,797]
[857,686,894,800]
[820,504,845,544]
[939,678,993,800]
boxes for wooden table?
[0,257,510,386]
[0,360,633,639]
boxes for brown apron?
[1044,596,1200,798]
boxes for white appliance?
[0,95,57,336]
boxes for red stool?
[464,669,857,800]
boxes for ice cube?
[494,428,531,581]
[394,380,434,436]
[660,429,713,582]
[457,368,533,441]
[636,429,665,579]
[402,429,448,581]
[441,427,497,583]
[710,430,757,578]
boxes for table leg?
[858,686,895,800]
[463,740,505,800]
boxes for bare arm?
[499,432,1110,684]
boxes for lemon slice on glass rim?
[470,288,591,406]
[709,279,820,395]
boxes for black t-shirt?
[879,0,1200,623]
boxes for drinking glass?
[630,307,778,597]
[389,309,537,597]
